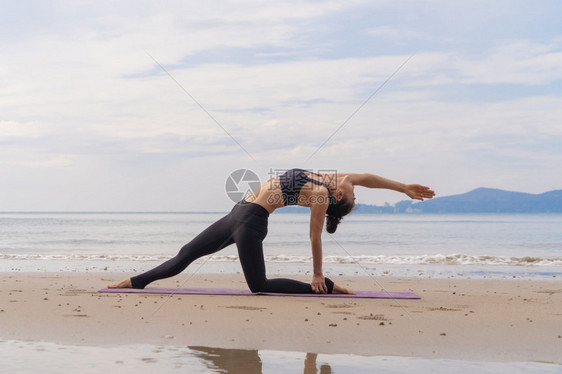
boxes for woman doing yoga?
[109,169,435,294]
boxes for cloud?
[0,1,561,210]
[404,41,562,90]
[0,120,45,138]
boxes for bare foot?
[333,283,355,295]
[108,278,132,289]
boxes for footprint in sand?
[357,314,387,321]
[224,306,266,311]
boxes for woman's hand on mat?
[311,274,327,294]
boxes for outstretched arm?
[339,173,435,201]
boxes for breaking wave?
[2,253,561,266]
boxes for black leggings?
[131,201,334,294]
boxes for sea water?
[0,339,560,374]
[1,212,561,278]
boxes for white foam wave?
[324,254,562,266]
[0,254,171,261]
[2,253,561,266]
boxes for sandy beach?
[1,272,561,365]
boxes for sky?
[1,0,561,211]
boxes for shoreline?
[2,258,561,281]
[1,272,561,364]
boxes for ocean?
[1,211,561,279]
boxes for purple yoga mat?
[99,287,420,299]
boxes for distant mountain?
[353,188,562,213]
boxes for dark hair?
[325,197,355,234]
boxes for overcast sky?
[1,1,561,211]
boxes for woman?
[109,169,435,294]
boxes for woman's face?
[338,175,355,202]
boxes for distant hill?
[353,188,562,213]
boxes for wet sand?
[0,272,561,364]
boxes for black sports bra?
[278,168,334,206]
